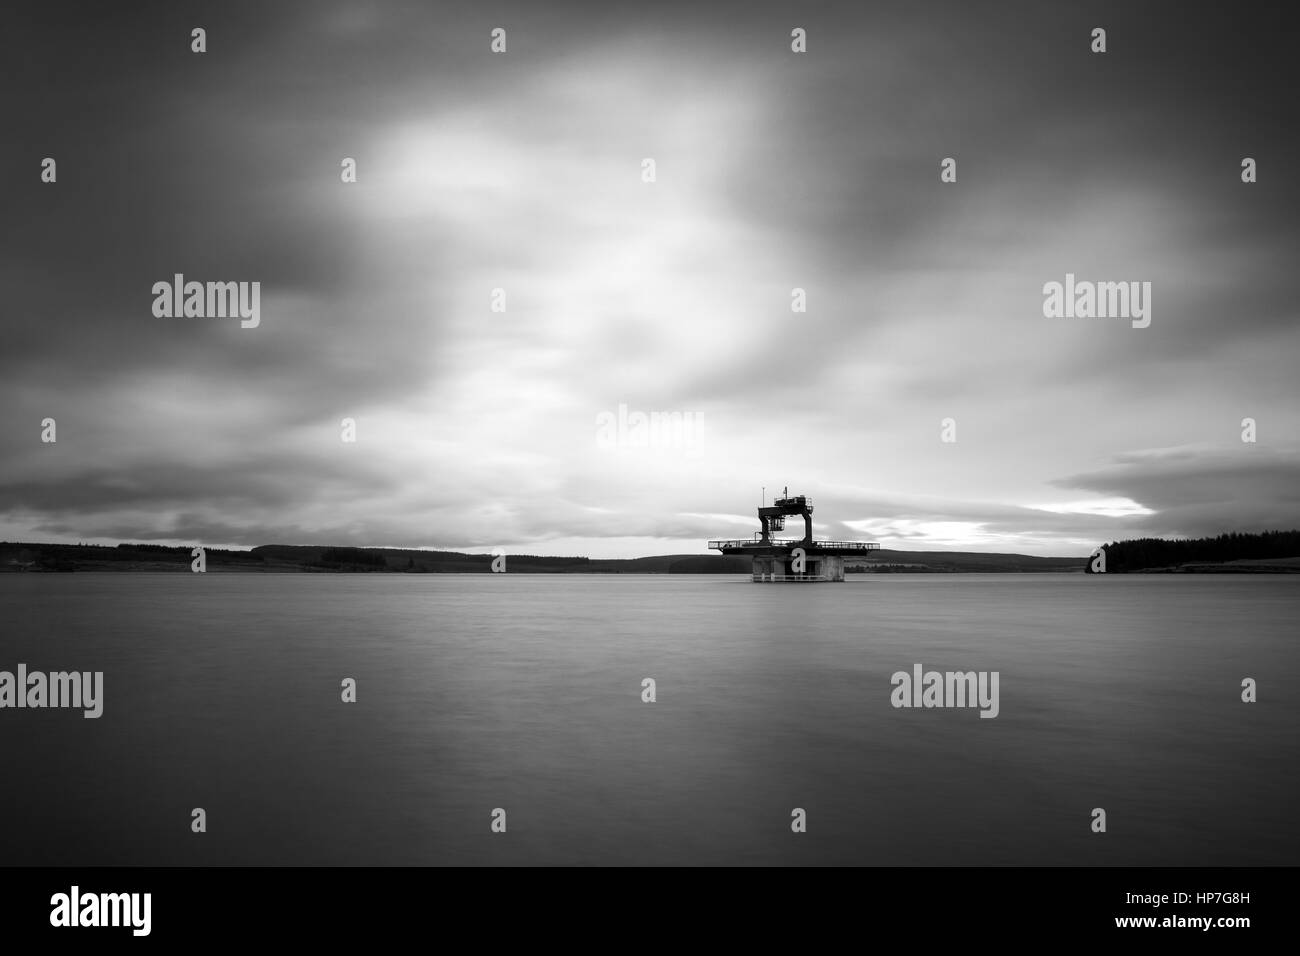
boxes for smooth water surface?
[1,573,1296,865]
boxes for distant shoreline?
[4,541,1299,574]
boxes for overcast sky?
[2,1,1297,557]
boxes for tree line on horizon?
[1089,529,1300,572]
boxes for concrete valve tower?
[708,488,880,582]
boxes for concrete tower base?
[751,553,845,582]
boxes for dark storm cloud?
[1053,446,1300,538]
[0,450,405,514]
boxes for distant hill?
[2,540,1083,573]
[848,549,1083,573]
[8,535,1299,574]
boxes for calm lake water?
[1,573,1296,866]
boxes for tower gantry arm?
[757,494,814,547]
